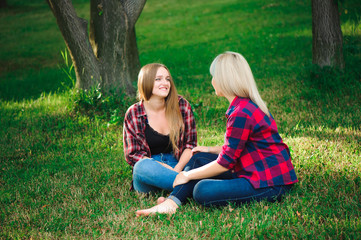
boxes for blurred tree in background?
[312,0,344,69]
[0,0,7,8]
[47,0,146,95]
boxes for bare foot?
[157,197,166,204]
[136,199,179,217]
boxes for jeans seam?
[171,184,186,198]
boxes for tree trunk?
[89,0,142,95]
[0,0,7,8]
[312,0,344,69]
[47,0,146,95]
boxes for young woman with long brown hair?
[123,63,197,193]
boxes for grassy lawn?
[1,0,360,238]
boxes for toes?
[157,197,166,204]
[136,209,151,217]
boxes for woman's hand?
[191,146,209,155]
[173,171,190,188]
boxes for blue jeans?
[133,153,179,193]
[169,152,293,207]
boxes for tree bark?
[47,0,146,95]
[0,0,7,8]
[89,0,144,94]
[47,0,101,90]
[312,0,344,69]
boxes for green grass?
[1,0,361,238]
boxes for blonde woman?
[123,63,197,193]
[136,52,298,216]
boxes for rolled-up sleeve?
[216,114,251,170]
[183,99,197,150]
[123,108,150,166]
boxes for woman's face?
[152,67,171,98]
[211,77,223,96]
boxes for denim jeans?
[133,153,179,193]
[169,152,293,207]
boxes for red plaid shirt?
[123,95,197,166]
[217,97,298,189]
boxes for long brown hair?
[137,63,184,152]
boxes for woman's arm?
[173,148,192,172]
[123,107,150,166]
[191,146,223,155]
[179,97,197,152]
[173,160,228,187]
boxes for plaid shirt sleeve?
[179,96,197,152]
[123,104,150,166]
[216,113,251,169]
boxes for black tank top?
[144,123,173,156]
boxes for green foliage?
[57,48,134,126]
[59,48,75,91]
[71,85,134,126]
[306,64,358,94]
[339,0,361,26]
[1,0,361,239]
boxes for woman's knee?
[185,152,217,171]
[133,158,152,177]
[192,180,212,206]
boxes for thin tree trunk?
[312,0,344,69]
[47,0,101,90]
[90,0,141,95]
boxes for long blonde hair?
[210,51,270,116]
[137,63,184,152]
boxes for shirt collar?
[225,96,246,117]
[137,100,147,117]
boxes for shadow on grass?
[295,165,361,215]
[0,1,48,14]
[0,103,130,200]
[0,67,71,101]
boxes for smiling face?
[151,67,171,98]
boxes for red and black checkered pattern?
[123,95,197,166]
[217,97,298,189]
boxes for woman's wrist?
[174,164,183,173]
[182,170,192,180]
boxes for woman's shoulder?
[231,97,260,117]
[177,95,190,104]
[232,97,274,124]
[126,101,140,112]
[177,95,192,108]
[125,101,145,119]
[177,95,185,101]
